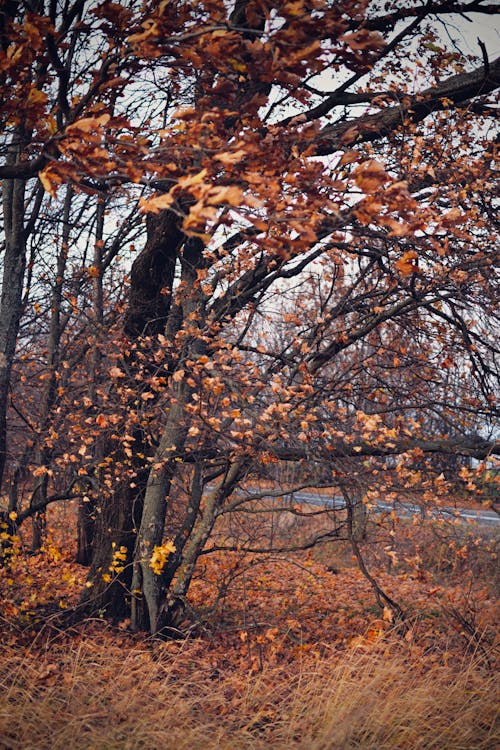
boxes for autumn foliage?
[0,1,499,742]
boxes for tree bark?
[123,212,183,339]
[76,195,104,564]
[0,138,26,493]
[129,387,188,633]
[80,210,183,619]
[30,186,72,551]
[130,237,207,633]
[79,471,145,620]
[157,461,244,634]
[313,56,500,155]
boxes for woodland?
[0,1,499,748]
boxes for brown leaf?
[353,160,390,192]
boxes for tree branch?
[271,436,500,461]
[313,56,500,155]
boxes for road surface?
[238,488,499,527]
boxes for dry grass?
[1,498,498,749]
[0,630,498,750]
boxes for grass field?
[0,500,498,749]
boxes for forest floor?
[0,500,498,749]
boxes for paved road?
[289,491,500,528]
[238,488,499,527]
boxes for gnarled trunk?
[79,210,183,620]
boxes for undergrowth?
[0,627,498,750]
[0,501,498,749]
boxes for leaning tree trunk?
[130,385,190,633]
[156,461,244,634]
[130,237,207,633]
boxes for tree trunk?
[130,385,189,633]
[157,461,244,634]
[79,472,145,620]
[0,140,26,492]
[76,195,104,564]
[79,210,183,619]
[30,459,48,552]
[130,237,208,634]
[76,495,96,566]
[338,481,368,542]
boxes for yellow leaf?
[228,58,246,72]
[149,540,176,575]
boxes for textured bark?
[123,212,183,338]
[79,473,145,620]
[130,237,207,633]
[0,140,26,492]
[30,456,47,553]
[80,210,184,619]
[271,435,500,462]
[76,196,104,564]
[157,461,243,634]
[76,496,95,566]
[314,56,500,155]
[129,389,187,633]
[30,187,72,551]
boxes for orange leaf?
[66,114,110,134]
[139,193,174,213]
[395,250,418,275]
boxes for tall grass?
[0,634,497,750]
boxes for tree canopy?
[0,0,498,634]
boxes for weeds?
[0,631,497,750]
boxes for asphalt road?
[215,485,499,527]
[288,491,500,528]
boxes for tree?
[0,0,498,634]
